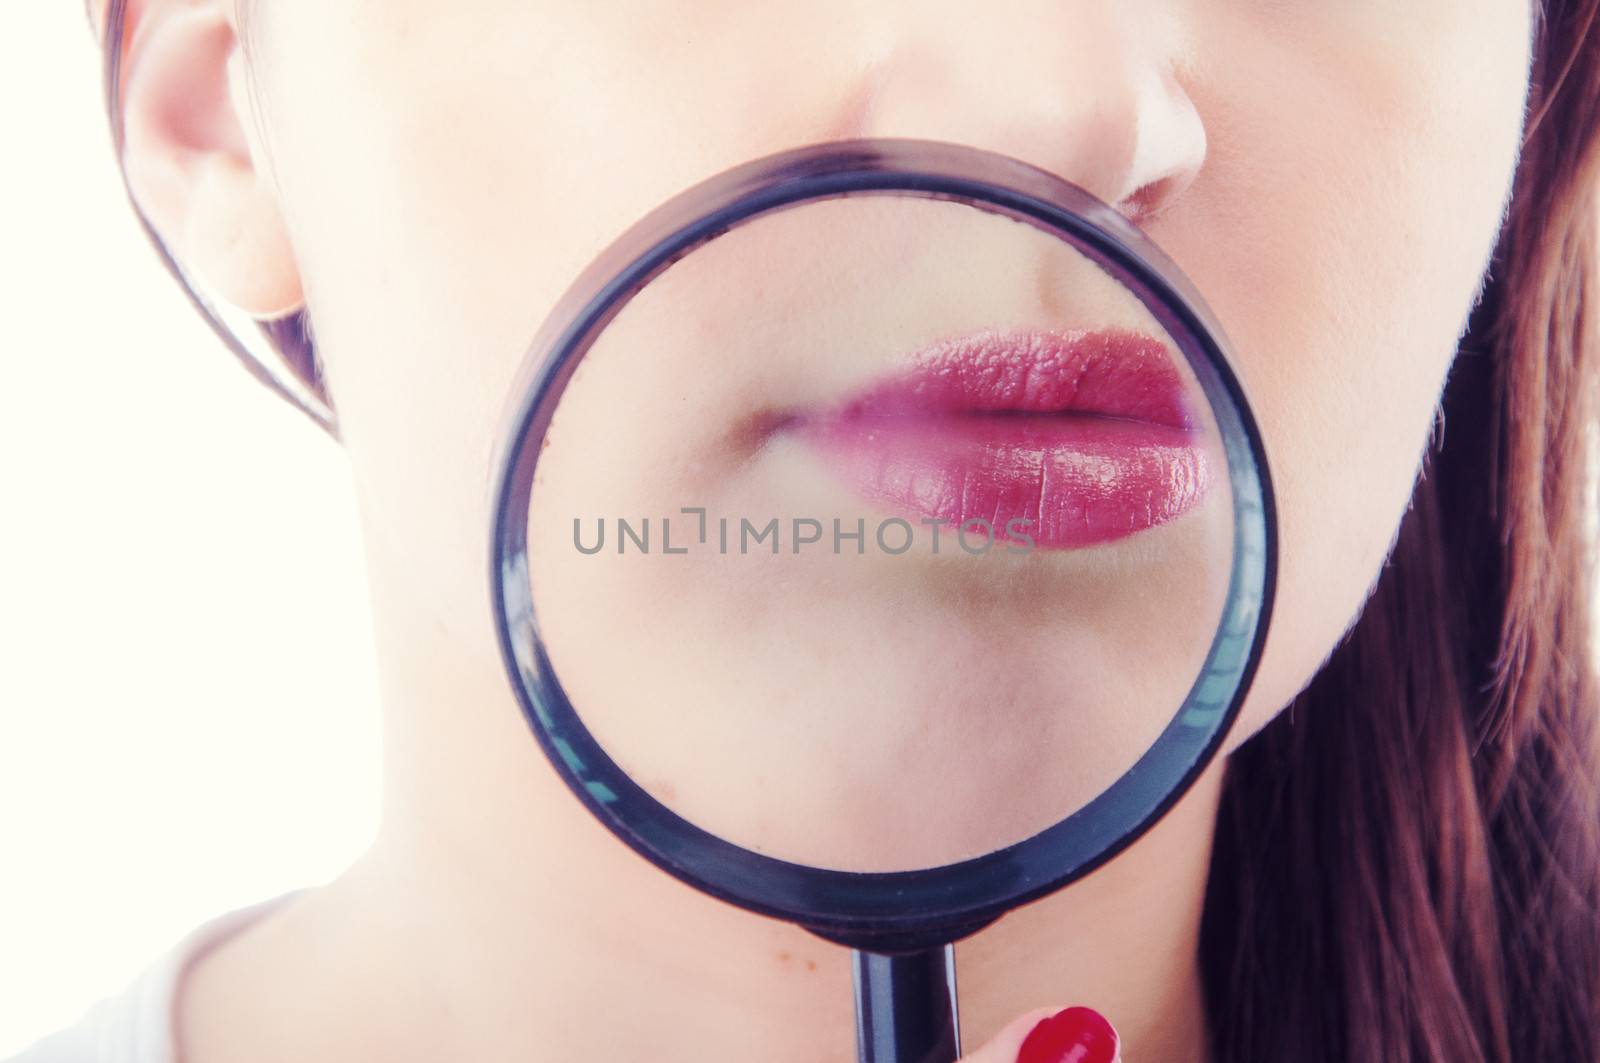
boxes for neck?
[177,561,1220,1063]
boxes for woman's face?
[213,2,1532,863]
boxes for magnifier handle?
[851,945,961,1063]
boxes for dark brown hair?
[1200,3,1600,1060]
[94,2,1600,1059]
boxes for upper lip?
[813,326,1195,429]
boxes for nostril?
[1117,175,1179,226]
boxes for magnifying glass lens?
[523,192,1236,873]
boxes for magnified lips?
[788,327,1214,550]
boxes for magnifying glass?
[489,138,1275,1063]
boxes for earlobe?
[118,0,303,318]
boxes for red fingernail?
[1016,1006,1120,1063]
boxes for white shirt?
[6,893,299,1063]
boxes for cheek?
[256,0,1529,736]
[1170,6,1531,743]
[251,1,873,617]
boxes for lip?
[785,327,1214,550]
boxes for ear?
[117,0,303,317]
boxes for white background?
[1,5,382,1054]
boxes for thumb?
[958,1005,1122,1063]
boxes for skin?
[107,0,1535,1058]
[526,195,1237,872]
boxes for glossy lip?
[784,327,1214,550]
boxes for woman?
[26,1,1600,1061]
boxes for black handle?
[851,945,961,1063]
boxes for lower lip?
[795,412,1211,550]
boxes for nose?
[846,6,1207,223]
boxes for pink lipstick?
[789,328,1214,550]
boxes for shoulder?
[3,893,301,1063]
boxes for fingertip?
[1014,1005,1120,1063]
[958,1005,1121,1063]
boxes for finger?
[958,1005,1122,1063]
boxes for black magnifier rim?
[489,137,1277,951]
